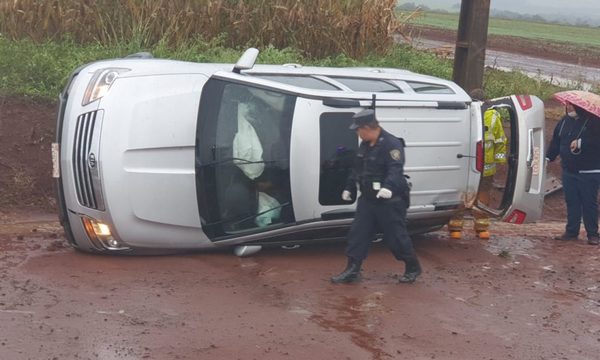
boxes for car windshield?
[196,79,296,239]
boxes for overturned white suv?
[53,48,546,255]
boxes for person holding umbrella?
[549,91,600,245]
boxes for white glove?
[376,188,392,199]
[341,190,352,201]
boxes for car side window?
[319,112,358,205]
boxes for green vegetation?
[414,12,600,47]
[0,36,562,101]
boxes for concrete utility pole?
[452,0,491,94]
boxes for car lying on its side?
[53,48,546,255]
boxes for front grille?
[72,111,99,209]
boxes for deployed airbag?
[233,103,264,179]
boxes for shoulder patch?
[390,149,402,161]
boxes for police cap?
[349,109,378,130]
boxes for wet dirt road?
[1,215,599,360]
[413,38,600,90]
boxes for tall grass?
[0,0,399,58]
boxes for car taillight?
[516,95,532,110]
[476,140,484,173]
[504,209,526,224]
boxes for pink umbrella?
[553,90,600,118]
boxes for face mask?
[567,111,578,118]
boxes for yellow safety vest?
[483,108,507,177]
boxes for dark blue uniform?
[344,129,418,264]
[546,114,594,238]
[547,112,600,243]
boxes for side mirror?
[233,48,259,73]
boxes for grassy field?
[413,12,600,47]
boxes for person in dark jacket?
[546,103,596,242]
[570,108,600,245]
[331,109,421,284]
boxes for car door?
[473,95,546,223]
[289,97,361,222]
[292,96,474,224]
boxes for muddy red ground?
[0,96,56,211]
[0,217,599,359]
[0,50,598,358]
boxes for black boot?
[399,258,422,284]
[330,258,362,284]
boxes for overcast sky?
[403,0,600,25]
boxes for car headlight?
[81,217,130,251]
[82,68,130,106]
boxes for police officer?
[331,109,422,284]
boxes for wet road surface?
[1,215,599,359]
[413,38,600,90]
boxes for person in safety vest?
[447,89,507,240]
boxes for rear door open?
[473,95,546,223]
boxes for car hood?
[99,74,208,229]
